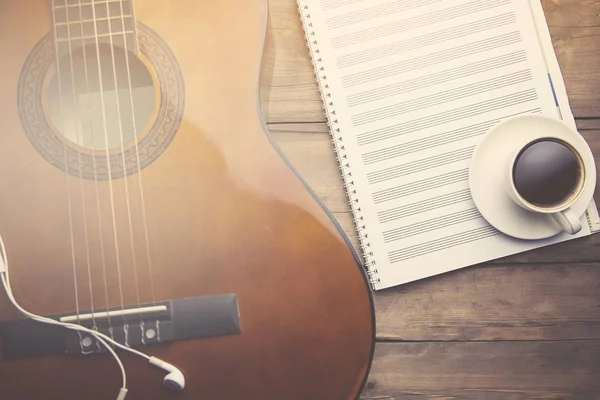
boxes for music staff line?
[372,168,469,204]
[327,0,441,30]
[342,31,522,87]
[331,0,510,49]
[348,51,527,107]
[367,146,475,185]
[352,70,532,126]
[361,108,541,165]
[383,207,482,243]
[337,12,516,69]
[356,89,538,146]
[378,189,472,223]
[322,0,364,11]
[388,225,499,263]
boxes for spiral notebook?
[296,0,600,290]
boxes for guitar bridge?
[0,294,241,360]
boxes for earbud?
[149,357,186,392]
[0,232,187,399]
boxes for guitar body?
[0,1,375,399]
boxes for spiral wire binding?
[297,2,380,287]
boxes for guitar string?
[103,0,144,334]
[51,0,83,348]
[89,0,130,342]
[117,0,159,340]
[64,0,97,337]
[77,0,114,338]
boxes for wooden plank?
[270,124,348,212]
[373,263,600,341]
[548,26,600,118]
[260,0,600,124]
[360,340,600,399]
[270,125,600,264]
[543,1,600,118]
[577,118,600,131]
[259,0,325,124]
[577,118,600,132]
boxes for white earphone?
[149,357,186,392]
[0,233,185,400]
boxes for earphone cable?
[0,232,142,399]
[0,273,128,399]
[0,232,151,361]
[0,232,185,398]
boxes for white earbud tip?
[148,357,185,392]
[163,371,185,392]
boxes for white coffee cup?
[504,131,593,235]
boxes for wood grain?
[373,263,600,341]
[259,0,325,124]
[261,0,600,398]
[360,340,600,400]
[543,0,600,118]
[260,0,600,123]
[577,119,600,131]
[270,126,600,264]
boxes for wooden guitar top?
[0,0,375,399]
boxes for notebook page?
[302,0,592,290]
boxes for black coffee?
[512,139,581,207]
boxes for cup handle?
[551,208,582,235]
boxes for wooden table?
[260,0,600,398]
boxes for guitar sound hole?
[46,43,155,151]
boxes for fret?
[53,1,132,23]
[51,0,137,54]
[55,17,134,39]
[53,0,126,9]
[54,15,133,26]
[56,30,134,42]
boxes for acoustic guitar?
[0,0,375,399]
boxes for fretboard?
[52,0,137,54]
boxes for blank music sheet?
[300,0,595,289]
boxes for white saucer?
[469,114,596,240]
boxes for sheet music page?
[301,0,593,290]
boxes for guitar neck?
[51,0,138,54]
